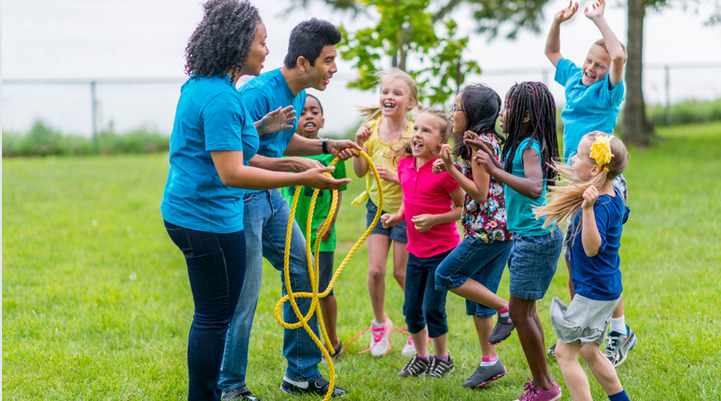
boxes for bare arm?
[353,124,372,177]
[410,187,464,233]
[211,150,350,190]
[546,1,578,67]
[580,186,603,256]
[438,144,489,204]
[586,0,626,88]
[284,134,360,160]
[247,153,322,172]
[474,145,544,199]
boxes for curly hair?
[185,0,260,78]
[283,18,342,68]
[451,83,504,161]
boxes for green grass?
[3,122,721,400]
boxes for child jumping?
[475,82,563,401]
[381,108,463,378]
[545,0,636,365]
[535,132,631,401]
[432,84,514,388]
[352,69,418,357]
[281,94,347,359]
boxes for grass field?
[3,123,721,400]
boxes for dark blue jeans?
[165,221,246,401]
[404,250,451,338]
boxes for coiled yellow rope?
[275,150,382,401]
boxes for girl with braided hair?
[535,132,631,401]
[475,81,563,401]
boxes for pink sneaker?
[369,317,393,357]
[515,378,561,401]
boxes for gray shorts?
[550,294,621,345]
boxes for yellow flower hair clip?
[589,135,613,171]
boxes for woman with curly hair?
[160,1,350,400]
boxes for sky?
[3,0,721,137]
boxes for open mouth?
[304,122,317,130]
[412,139,424,151]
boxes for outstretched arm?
[546,1,579,67]
[586,0,626,88]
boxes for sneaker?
[280,376,348,398]
[324,340,343,361]
[461,360,506,388]
[515,378,562,401]
[488,314,515,344]
[222,386,260,401]
[401,336,415,356]
[423,354,455,378]
[369,317,393,357]
[604,325,637,367]
[397,355,430,377]
[547,343,556,358]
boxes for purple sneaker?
[515,378,561,401]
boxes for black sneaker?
[397,355,430,377]
[604,325,637,367]
[548,343,557,358]
[222,386,260,401]
[488,315,515,344]
[422,354,455,378]
[461,360,506,388]
[280,376,348,398]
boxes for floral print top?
[461,133,512,243]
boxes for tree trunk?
[623,0,653,146]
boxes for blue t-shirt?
[504,138,551,237]
[569,187,630,300]
[161,74,259,234]
[555,58,625,163]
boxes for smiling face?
[240,21,269,77]
[581,44,612,86]
[450,94,468,135]
[296,96,324,139]
[379,78,413,118]
[571,136,598,181]
[304,44,338,91]
[410,112,444,161]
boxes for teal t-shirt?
[555,58,625,163]
[281,155,348,252]
[240,68,306,194]
[161,74,259,233]
[504,138,551,237]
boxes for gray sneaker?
[422,354,455,378]
[604,325,637,367]
[462,360,506,388]
[488,315,515,344]
[397,355,430,377]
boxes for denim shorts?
[365,199,408,243]
[563,174,627,260]
[508,229,563,300]
[435,238,512,318]
[317,251,335,296]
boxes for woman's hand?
[328,139,361,160]
[290,157,324,172]
[257,106,296,135]
[299,166,351,190]
[381,213,403,229]
[555,1,579,23]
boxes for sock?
[417,355,430,360]
[435,354,449,360]
[608,389,630,401]
[480,355,499,366]
[283,376,308,389]
[372,319,385,329]
[609,316,627,335]
[497,306,510,319]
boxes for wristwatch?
[321,139,330,154]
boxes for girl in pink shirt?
[382,108,464,379]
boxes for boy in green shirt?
[282,94,347,359]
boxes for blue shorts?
[365,199,408,243]
[317,251,335,296]
[508,230,563,300]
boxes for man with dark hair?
[219,19,357,400]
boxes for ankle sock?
[372,320,385,329]
[283,376,309,389]
[608,389,629,401]
[498,306,510,318]
[435,354,449,360]
[609,316,627,335]
[417,355,429,360]
[480,355,499,366]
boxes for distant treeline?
[4,98,721,158]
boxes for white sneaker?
[369,317,393,357]
[401,336,415,356]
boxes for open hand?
[300,166,352,190]
[258,106,296,134]
[291,157,324,172]
[555,1,579,23]
[584,0,605,20]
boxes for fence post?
[664,65,671,126]
[90,80,98,152]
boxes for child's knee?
[367,265,386,279]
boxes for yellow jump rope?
[274,150,382,401]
